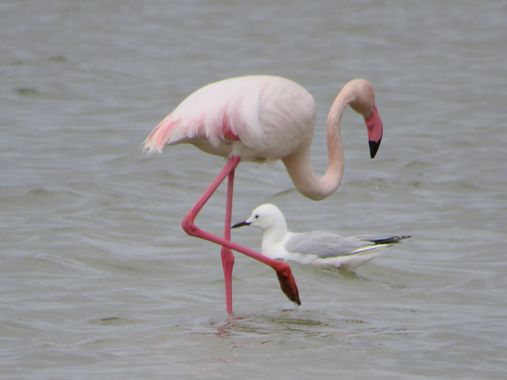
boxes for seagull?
[232,204,410,271]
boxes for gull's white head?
[232,203,287,231]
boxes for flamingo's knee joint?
[181,217,199,236]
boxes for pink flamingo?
[144,75,383,314]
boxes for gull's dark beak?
[232,220,251,229]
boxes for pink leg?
[181,156,301,311]
[221,167,235,314]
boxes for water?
[1,1,506,379]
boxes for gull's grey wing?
[285,231,373,258]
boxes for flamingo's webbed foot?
[275,264,301,305]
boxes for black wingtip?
[369,139,382,159]
[370,235,411,245]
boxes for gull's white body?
[236,204,409,270]
[261,230,387,269]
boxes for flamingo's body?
[144,75,384,314]
[144,76,315,162]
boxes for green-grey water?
[1,1,506,379]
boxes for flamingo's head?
[342,79,384,159]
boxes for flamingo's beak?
[365,105,383,159]
[232,220,250,229]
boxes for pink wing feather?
[144,78,261,153]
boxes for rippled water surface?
[1,1,506,379]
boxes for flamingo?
[144,75,383,314]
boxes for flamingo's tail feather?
[143,115,175,153]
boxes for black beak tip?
[369,139,382,159]
[231,221,250,229]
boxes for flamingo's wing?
[144,80,259,152]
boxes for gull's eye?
[254,214,259,219]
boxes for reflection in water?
[204,309,370,341]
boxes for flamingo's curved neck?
[282,84,367,200]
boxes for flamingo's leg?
[181,156,301,309]
[221,167,235,315]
